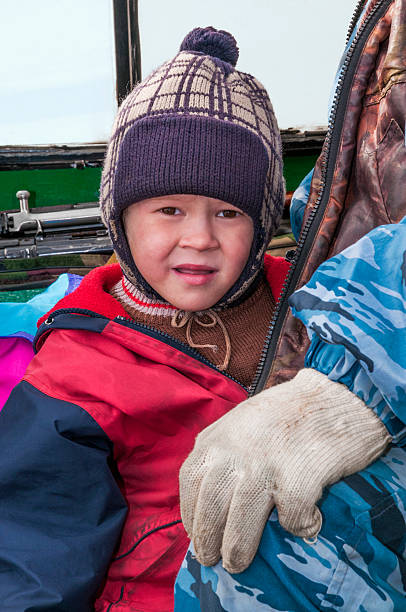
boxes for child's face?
[124,194,254,311]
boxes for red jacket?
[0,256,289,611]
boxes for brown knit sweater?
[110,276,275,389]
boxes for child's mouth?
[173,265,217,285]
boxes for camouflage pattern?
[289,169,313,240]
[174,219,406,610]
[292,218,406,445]
[265,0,406,389]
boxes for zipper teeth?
[346,0,368,43]
[250,0,385,396]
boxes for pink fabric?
[0,337,34,410]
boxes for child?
[0,27,289,610]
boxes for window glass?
[1,0,117,145]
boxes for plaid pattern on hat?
[101,27,285,307]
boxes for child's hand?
[179,368,390,574]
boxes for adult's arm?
[290,215,406,444]
[179,219,405,573]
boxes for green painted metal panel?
[283,154,318,192]
[0,167,102,211]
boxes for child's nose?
[178,217,219,251]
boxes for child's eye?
[218,209,241,218]
[159,207,180,215]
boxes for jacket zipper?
[112,519,182,562]
[250,0,391,396]
[115,315,248,390]
[38,308,247,391]
[106,587,125,611]
[105,519,182,608]
[345,0,368,43]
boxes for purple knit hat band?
[100,26,285,307]
[113,115,269,217]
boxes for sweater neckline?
[113,272,274,322]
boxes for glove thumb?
[277,497,322,539]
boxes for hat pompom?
[180,27,239,67]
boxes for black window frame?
[113,0,141,104]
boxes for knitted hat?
[100,26,285,307]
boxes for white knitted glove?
[179,368,391,573]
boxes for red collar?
[37,264,126,326]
